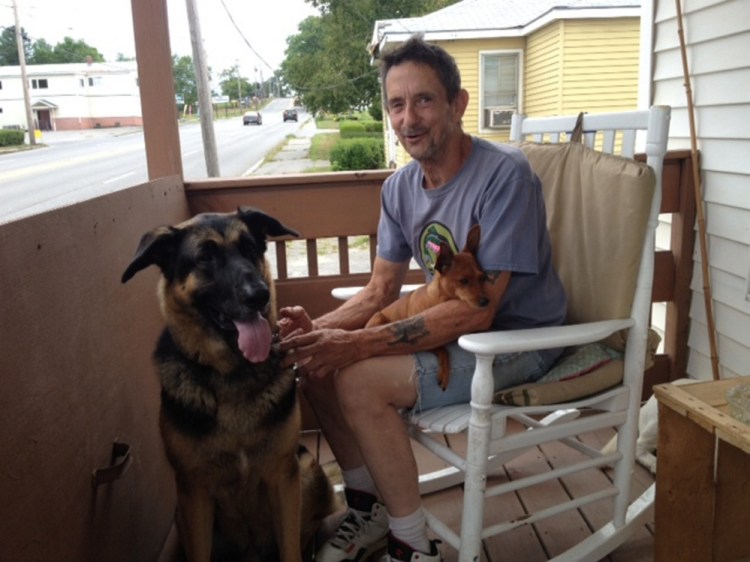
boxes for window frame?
[478,49,523,133]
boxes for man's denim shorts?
[411,342,553,412]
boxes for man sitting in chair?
[278,35,566,562]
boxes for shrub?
[339,121,367,138]
[368,103,383,122]
[330,138,384,171]
[0,129,25,147]
[339,120,383,138]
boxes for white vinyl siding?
[649,0,750,380]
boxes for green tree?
[218,65,253,101]
[47,36,104,63]
[172,54,199,108]
[0,26,31,66]
[281,0,457,115]
[29,38,55,63]
[281,16,329,113]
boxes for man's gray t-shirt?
[377,136,566,331]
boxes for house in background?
[0,61,142,131]
[371,0,643,167]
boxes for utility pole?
[12,0,36,146]
[185,0,219,176]
[236,59,241,105]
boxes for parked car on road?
[283,109,298,122]
[243,112,262,125]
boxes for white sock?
[389,508,430,553]
[342,465,380,499]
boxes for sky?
[3,0,319,77]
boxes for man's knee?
[298,362,368,410]
[334,361,377,415]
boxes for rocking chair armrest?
[331,284,423,301]
[457,318,635,356]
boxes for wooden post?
[130,0,184,180]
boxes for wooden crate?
[654,377,750,562]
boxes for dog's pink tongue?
[233,314,272,363]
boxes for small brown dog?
[366,224,489,389]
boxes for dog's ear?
[121,226,181,283]
[434,241,455,274]
[237,207,300,239]
[464,224,481,255]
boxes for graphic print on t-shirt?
[419,222,458,275]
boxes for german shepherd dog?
[122,207,336,562]
[366,225,489,390]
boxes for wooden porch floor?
[159,421,655,562]
[301,418,655,562]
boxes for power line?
[217,0,274,73]
[287,67,378,94]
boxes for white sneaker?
[316,489,389,562]
[381,534,442,562]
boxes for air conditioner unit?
[485,107,514,129]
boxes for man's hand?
[277,306,313,338]
[279,328,363,380]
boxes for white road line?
[103,171,136,184]
[242,159,264,176]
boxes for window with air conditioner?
[481,51,520,130]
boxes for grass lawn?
[309,132,339,161]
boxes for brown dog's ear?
[237,207,300,239]
[434,241,456,274]
[464,224,481,255]
[121,226,181,283]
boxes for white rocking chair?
[407,106,671,561]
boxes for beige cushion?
[494,360,625,407]
[517,142,656,351]
[490,141,658,407]
[494,329,661,406]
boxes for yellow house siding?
[523,18,640,118]
[525,22,563,116]
[559,19,641,114]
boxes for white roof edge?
[524,6,640,34]
[377,6,641,49]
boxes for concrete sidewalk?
[250,119,333,175]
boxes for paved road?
[0,98,306,224]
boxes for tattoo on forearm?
[388,316,430,346]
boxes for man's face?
[384,62,463,163]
